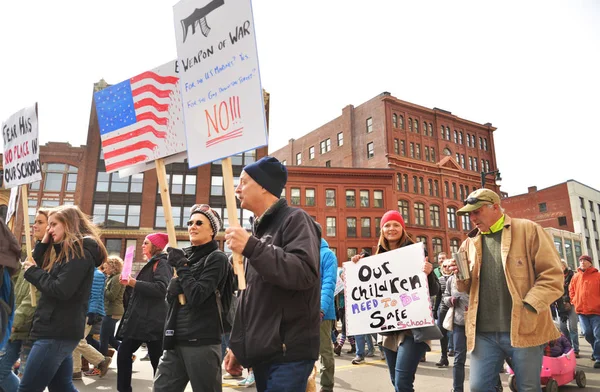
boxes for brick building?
[271,92,501,260]
[502,180,600,267]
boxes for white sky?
[1,0,598,196]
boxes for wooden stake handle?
[21,185,36,307]
[222,157,246,290]
[155,159,186,305]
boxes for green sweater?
[104,274,125,317]
[10,269,41,342]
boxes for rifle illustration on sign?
[181,0,225,42]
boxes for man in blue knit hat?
[224,156,322,392]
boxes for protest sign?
[121,245,135,282]
[6,186,19,224]
[2,104,41,188]
[94,61,187,175]
[334,267,344,296]
[173,0,268,168]
[343,242,435,336]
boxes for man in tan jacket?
[451,188,563,392]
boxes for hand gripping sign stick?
[155,158,186,305]
[221,157,246,290]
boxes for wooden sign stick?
[20,185,36,307]
[222,157,246,290]
[155,158,186,305]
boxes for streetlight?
[480,170,502,188]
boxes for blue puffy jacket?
[320,239,338,321]
[88,268,106,316]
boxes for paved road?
[75,339,600,391]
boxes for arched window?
[450,238,460,253]
[440,125,445,139]
[443,148,451,156]
[432,237,443,257]
[398,200,410,224]
[423,121,427,135]
[414,120,419,133]
[454,131,458,144]
[428,123,433,137]
[446,126,451,140]
[399,115,404,129]
[429,205,440,227]
[392,113,398,128]
[417,236,428,255]
[447,206,457,229]
[459,132,463,144]
[408,118,413,131]
[414,202,425,226]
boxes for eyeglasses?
[463,197,494,206]
[187,220,204,227]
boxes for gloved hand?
[167,277,184,298]
[167,247,188,269]
[86,313,100,325]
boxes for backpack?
[215,257,237,333]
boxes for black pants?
[117,338,162,392]
[436,308,449,358]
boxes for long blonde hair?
[42,205,108,270]
[376,223,414,254]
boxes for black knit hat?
[243,156,288,198]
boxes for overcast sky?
[1,0,598,196]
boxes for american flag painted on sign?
[94,62,186,173]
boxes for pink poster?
[121,245,136,281]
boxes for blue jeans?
[579,314,600,361]
[17,339,80,392]
[253,359,315,392]
[447,330,454,351]
[452,325,467,392]
[99,316,120,355]
[0,340,21,392]
[560,307,579,352]
[382,335,428,392]
[355,334,375,357]
[470,332,544,392]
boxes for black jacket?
[229,199,321,368]
[556,268,575,315]
[163,240,229,349]
[117,253,172,341]
[25,238,103,340]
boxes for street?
[75,338,600,391]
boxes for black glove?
[167,277,184,298]
[433,310,438,320]
[86,313,100,325]
[167,247,188,269]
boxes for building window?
[337,132,344,146]
[320,139,331,154]
[414,120,419,134]
[398,200,409,224]
[401,140,406,156]
[428,179,433,196]
[424,146,430,161]
[431,147,435,162]
[399,115,405,129]
[459,185,465,201]
[346,190,356,207]
[430,205,440,227]
[419,177,424,194]
[290,188,300,205]
[416,236,428,254]
[366,117,373,133]
[416,144,421,160]
[460,155,465,169]
[474,159,478,172]
[326,217,336,237]
[305,188,315,206]
[428,123,433,137]
[462,214,472,231]
[445,182,449,198]
[296,152,302,165]
[459,132,463,144]
[347,248,358,259]
[409,118,413,131]
[454,131,458,144]
[423,121,427,135]
[432,237,443,257]
[155,204,191,229]
[466,134,471,147]
[361,218,371,237]
[414,203,425,226]
[360,190,369,207]
[469,157,473,171]
[325,189,336,207]
[471,135,476,147]
[309,146,315,160]
[394,139,399,154]
[210,176,223,196]
[558,216,567,226]
[440,125,445,139]
[347,217,357,237]
[479,137,483,149]
[93,203,141,228]
[367,142,374,159]
[105,239,122,257]
[446,127,451,140]
[375,217,381,237]
[325,161,331,167]
[413,176,418,193]
[162,173,195,195]
[41,163,78,192]
[392,114,398,128]
[396,174,401,191]
[374,190,383,208]
[410,143,415,158]
[450,239,460,254]
[539,203,547,213]
[452,183,457,199]
[447,207,457,229]
[484,138,488,151]
[456,153,461,164]
[403,174,408,193]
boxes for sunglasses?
[463,197,494,206]
[187,220,204,227]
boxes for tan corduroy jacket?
[456,215,563,352]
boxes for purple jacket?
[545,334,572,357]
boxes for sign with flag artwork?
[173,0,268,168]
[94,61,187,174]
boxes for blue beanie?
[243,156,287,198]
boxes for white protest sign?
[343,242,435,336]
[2,104,42,188]
[173,0,268,168]
[6,186,19,223]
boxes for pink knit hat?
[146,233,169,251]
[380,210,406,230]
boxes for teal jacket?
[320,239,338,321]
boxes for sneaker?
[84,368,101,377]
[595,361,600,369]
[435,357,449,367]
[97,356,112,378]
[351,355,365,365]
[245,372,256,387]
[448,350,455,357]
[72,371,82,380]
[365,348,375,357]
[333,344,342,356]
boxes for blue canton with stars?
[95,80,137,135]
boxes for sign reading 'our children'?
[2,104,42,188]
[173,0,268,168]
[343,243,435,336]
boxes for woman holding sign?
[351,210,439,392]
[20,205,108,392]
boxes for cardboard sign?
[2,104,42,188]
[173,0,268,168]
[94,61,187,175]
[121,245,136,281]
[343,243,435,336]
